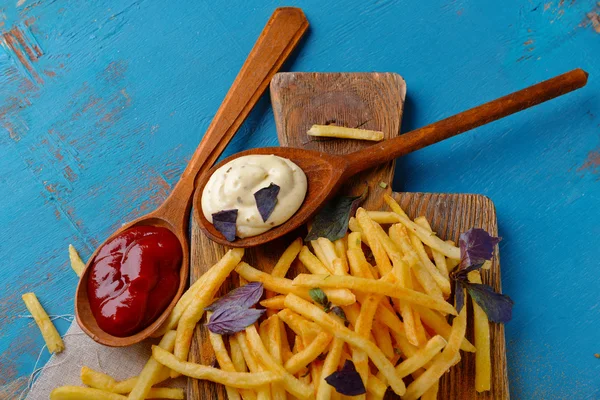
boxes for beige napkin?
[25,322,186,399]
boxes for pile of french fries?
[44,193,492,399]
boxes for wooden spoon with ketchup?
[195,68,588,248]
[75,8,309,346]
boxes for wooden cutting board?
[188,72,509,399]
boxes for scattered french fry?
[50,386,127,400]
[469,270,492,392]
[152,345,283,389]
[80,367,169,394]
[68,244,86,277]
[307,124,384,141]
[292,274,457,315]
[128,330,177,400]
[260,295,286,310]
[22,292,64,353]
[236,262,356,306]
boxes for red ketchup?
[87,226,182,337]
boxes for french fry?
[348,217,369,247]
[310,359,323,394]
[80,367,170,394]
[51,387,127,400]
[414,217,449,278]
[236,332,271,400]
[356,208,392,275]
[421,381,439,400]
[353,294,380,388]
[277,309,321,343]
[389,224,443,300]
[469,270,491,392]
[230,334,248,372]
[347,248,375,279]
[260,295,286,310]
[68,244,86,277]
[292,274,457,315]
[311,239,332,271]
[262,316,287,400]
[389,251,419,346]
[413,311,429,345]
[299,246,331,274]
[53,385,184,400]
[409,232,451,297]
[245,325,314,400]
[284,331,332,374]
[403,304,468,400]
[365,210,403,224]
[307,124,384,141]
[333,237,349,273]
[154,248,244,337]
[382,195,461,259]
[22,292,64,353]
[395,335,447,378]
[270,238,303,279]
[316,337,344,400]
[316,238,339,268]
[372,320,395,360]
[413,305,476,352]
[366,375,388,400]
[278,319,293,365]
[152,345,282,389]
[284,294,406,396]
[174,249,245,364]
[267,238,303,303]
[128,330,177,400]
[208,312,254,400]
[332,258,346,276]
[236,262,355,306]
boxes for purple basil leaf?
[459,228,501,270]
[206,282,264,312]
[254,183,280,222]
[305,188,367,242]
[455,280,466,314]
[465,283,514,323]
[212,209,238,242]
[325,360,366,396]
[206,306,265,335]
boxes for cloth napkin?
[25,322,186,399]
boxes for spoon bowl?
[194,146,348,248]
[74,7,309,346]
[76,213,189,347]
[195,68,589,247]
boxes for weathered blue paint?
[0,0,598,398]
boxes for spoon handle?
[161,8,308,215]
[344,68,588,177]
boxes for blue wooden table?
[1,0,599,398]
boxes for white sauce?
[201,155,307,238]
